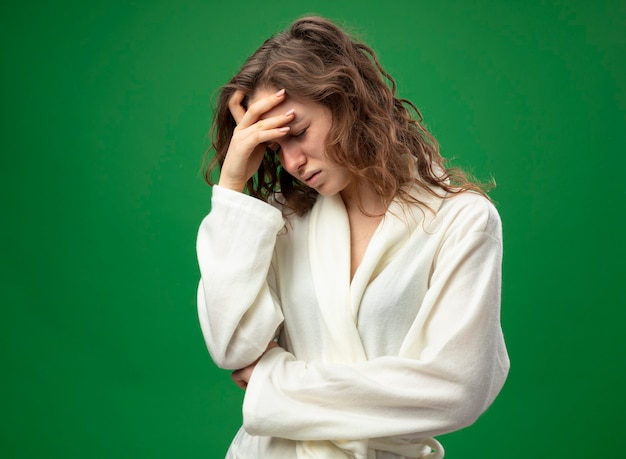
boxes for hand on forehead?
[228,87,292,126]
[251,88,293,120]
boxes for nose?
[279,144,306,176]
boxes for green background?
[2,1,624,457]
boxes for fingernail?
[279,127,290,132]
[275,89,285,97]
[284,109,295,116]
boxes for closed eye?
[267,126,307,153]
[292,128,307,138]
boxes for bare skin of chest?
[347,211,383,281]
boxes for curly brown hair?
[205,16,490,216]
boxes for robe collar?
[307,185,444,363]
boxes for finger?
[231,370,248,390]
[254,109,295,132]
[228,90,247,125]
[238,126,291,149]
[238,88,287,128]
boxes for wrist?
[217,177,246,193]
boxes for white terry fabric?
[197,185,509,458]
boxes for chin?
[314,184,339,197]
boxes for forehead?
[250,88,328,120]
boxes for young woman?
[197,16,509,459]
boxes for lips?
[303,171,321,186]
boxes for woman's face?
[251,88,352,197]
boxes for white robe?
[197,185,509,458]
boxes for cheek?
[276,151,296,177]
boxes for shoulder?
[433,191,501,238]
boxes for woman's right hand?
[231,341,280,390]
[218,88,294,192]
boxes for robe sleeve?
[242,199,509,442]
[196,186,285,370]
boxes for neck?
[340,182,386,217]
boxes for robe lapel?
[307,187,444,364]
[308,194,367,363]
[350,188,444,317]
